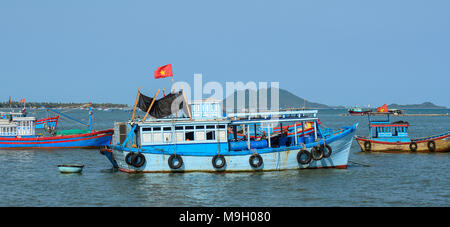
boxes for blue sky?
[1,0,449,107]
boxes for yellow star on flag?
[160,70,165,75]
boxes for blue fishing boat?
[100,90,358,173]
[355,113,450,152]
[0,103,113,149]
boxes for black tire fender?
[409,142,418,152]
[249,154,263,168]
[364,141,371,151]
[131,153,146,167]
[297,149,312,165]
[427,140,436,152]
[125,152,134,166]
[212,154,226,169]
[322,144,332,158]
[168,154,183,169]
[311,146,324,160]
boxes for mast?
[89,102,93,132]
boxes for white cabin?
[0,117,36,137]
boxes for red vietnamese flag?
[154,64,173,79]
[377,104,388,112]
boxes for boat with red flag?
[355,113,449,153]
[0,103,113,149]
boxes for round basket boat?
[58,164,85,173]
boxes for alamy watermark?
[170,73,279,115]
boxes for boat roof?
[229,110,318,125]
[137,118,230,127]
[12,117,36,121]
[0,119,15,126]
[135,110,319,126]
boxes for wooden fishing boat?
[0,103,113,149]
[100,88,358,173]
[355,113,449,153]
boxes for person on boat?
[282,128,288,137]
[227,126,234,141]
[260,131,267,140]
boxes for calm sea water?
[0,108,449,207]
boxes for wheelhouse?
[0,117,36,137]
[368,113,410,142]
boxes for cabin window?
[163,133,172,143]
[217,125,227,141]
[196,131,205,141]
[175,131,184,142]
[195,125,204,129]
[184,125,195,141]
[218,131,226,141]
[142,133,152,143]
[153,132,162,143]
[162,127,172,143]
[185,131,194,141]
[142,128,152,132]
[174,126,184,142]
[206,130,215,140]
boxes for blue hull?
[0,129,113,149]
[107,124,358,173]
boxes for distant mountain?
[223,87,344,111]
[387,102,447,109]
[0,102,128,109]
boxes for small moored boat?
[58,164,84,173]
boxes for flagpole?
[131,87,141,121]
[8,96,12,111]
[89,102,93,132]
[142,88,161,123]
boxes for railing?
[227,110,318,120]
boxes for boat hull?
[105,125,357,173]
[58,164,84,173]
[355,133,450,153]
[348,110,371,116]
[0,129,113,149]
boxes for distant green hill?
[0,102,128,109]
[388,102,447,109]
[223,87,344,111]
